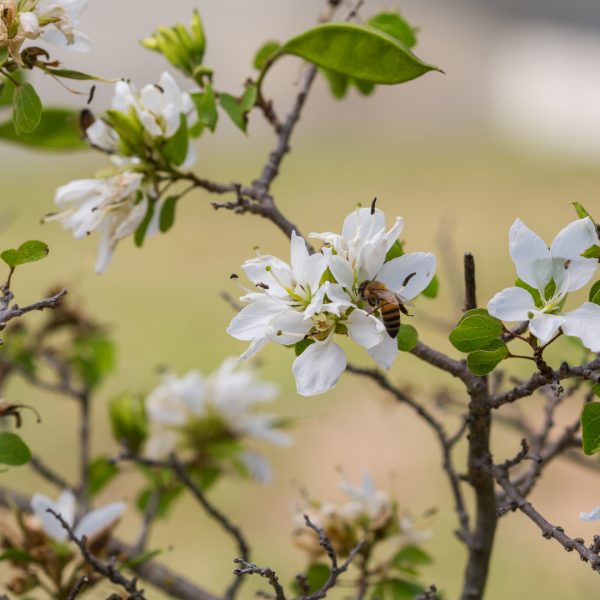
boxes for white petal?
[54,178,104,209]
[377,252,436,300]
[529,314,566,345]
[239,337,270,361]
[266,310,312,345]
[487,286,536,321]
[550,218,598,292]
[346,309,385,349]
[509,219,551,289]
[366,333,398,370]
[85,119,118,152]
[74,502,126,540]
[19,12,40,36]
[158,72,182,108]
[162,104,181,138]
[292,337,346,396]
[239,451,272,483]
[94,223,114,274]
[144,428,178,459]
[323,283,353,315]
[227,297,287,341]
[31,491,75,542]
[140,84,164,116]
[580,505,600,522]
[562,302,600,352]
[242,255,293,297]
[359,238,388,281]
[139,109,162,137]
[342,207,386,243]
[384,217,404,250]
[328,255,355,289]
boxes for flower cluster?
[47,71,199,272]
[488,217,600,350]
[294,471,430,559]
[227,207,436,396]
[144,358,291,483]
[0,0,89,63]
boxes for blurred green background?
[2,1,600,598]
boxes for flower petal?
[377,252,436,300]
[239,451,272,483]
[328,255,355,289]
[31,490,76,542]
[227,297,287,341]
[580,505,600,522]
[292,337,346,396]
[562,302,600,352]
[509,219,551,289]
[74,502,126,540]
[529,314,566,345]
[488,286,536,321]
[367,332,398,370]
[266,310,312,345]
[346,309,385,349]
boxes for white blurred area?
[489,22,600,162]
[13,0,600,161]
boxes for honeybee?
[358,273,416,338]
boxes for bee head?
[357,280,369,298]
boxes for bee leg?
[399,303,412,317]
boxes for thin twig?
[0,288,67,328]
[233,559,286,600]
[66,576,89,600]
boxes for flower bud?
[108,393,147,453]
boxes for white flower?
[35,0,90,51]
[488,218,600,349]
[580,505,600,522]
[46,171,147,273]
[338,471,392,523]
[31,489,125,543]
[144,358,290,482]
[228,231,386,396]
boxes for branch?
[66,576,89,600]
[0,288,67,328]
[30,455,73,491]
[410,341,474,385]
[463,253,477,312]
[233,559,286,600]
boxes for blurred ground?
[1,1,600,599]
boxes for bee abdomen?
[380,302,401,338]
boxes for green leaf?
[162,114,189,166]
[134,196,155,247]
[0,70,23,108]
[449,309,503,353]
[421,274,439,299]
[515,278,542,308]
[322,69,349,98]
[109,394,148,453]
[240,83,258,112]
[0,548,37,563]
[368,12,417,48]
[291,563,330,595]
[105,107,145,156]
[159,196,178,233]
[43,68,105,81]
[137,484,184,519]
[572,202,593,220]
[13,83,42,134]
[294,338,315,356]
[582,403,600,455]
[370,579,425,600]
[192,85,218,132]
[71,333,115,389]
[591,384,600,398]
[121,548,162,569]
[88,456,119,498]
[392,545,433,568]
[0,108,86,150]
[219,93,247,133]
[1,240,48,268]
[590,281,600,305]
[385,240,404,262]
[581,244,600,259]
[353,77,376,95]
[282,23,440,85]
[466,339,508,376]
[397,324,418,352]
[253,40,281,70]
[0,432,31,466]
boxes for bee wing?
[374,289,402,304]
[395,293,414,308]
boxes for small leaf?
[159,196,178,233]
[1,240,48,268]
[161,114,189,166]
[240,83,258,112]
[385,240,404,262]
[572,202,593,220]
[397,324,418,352]
[294,338,314,356]
[449,309,503,353]
[322,68,349,99]
[590,281,600,305]
[134,197,155,247]
[0,432,31,466]
[121,548,162,569]
[581,244,600,259]
[43,68,106,81]
[282,23,440,85]
[370,579,425,600]
[71,333,115,389]
[0,70,24,108]
[192,84,218,132]
[0,108,86,150]
[421,274,439,299]
[109,394,147,454]
[219,93,247,133]
[253,40,281,70]
[591,383,600,398]
[515,278,542,308]
[392,545,433,568]
[137,485,184,519]
[466,339,508,376]
[368,12,417,48]
[582,403,600,455]
[13,83,42,134]
[291,564,330,595]
[353,77,376,96]
[88,456,119,498]
[0,548,37,563]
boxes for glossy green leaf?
[467,339,508,376]
[1,240,48,268]
[134,196,155,247]
[0,432,31,466]
[159,196,178,233]
[370,579,425,600]
[353,77,376,95]
[253,40,281,70]
[219,93,246,133]
[0,108,85,150]
[282,23,440,85]
[590,281,600,305]
[449,309,503,353]
[0,70,23,108]
[421,274,439,298]
[291,563,330,595]
[397,324,418,351]
[240,83,258,112]
[162,114,188,166]
[192,84,218,132]
[582,403,600,455]
[88,456,119,498]
[385,239,404,262]
[13,83,42,134]
[582,244,600,259]
[322,68,350,98]
[572,202,593,220]
[368,12,417,48]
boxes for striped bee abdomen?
[380,299,401,338]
